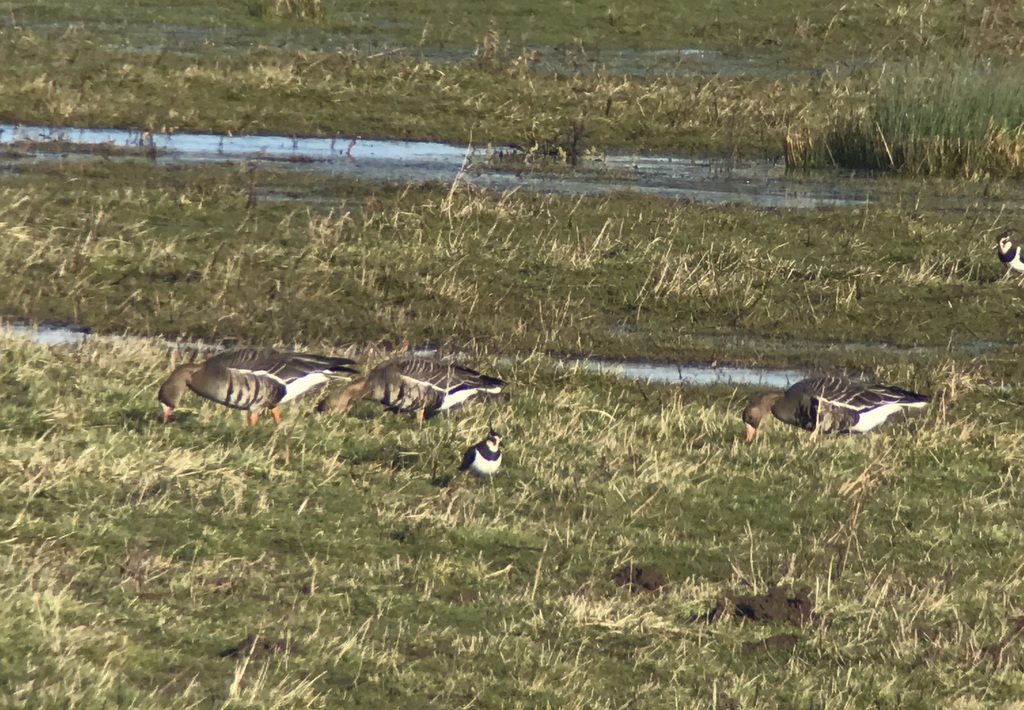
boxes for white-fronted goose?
[742,375,929,441]
[158,348,358,425]
[459,429,503,478]
[996,229,1024,274]
[317,356,504,421]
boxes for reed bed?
[788,62,1024,178]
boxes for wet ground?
[0,123,1013,374]
[5,317,1007,391]
[0,319,809,390]
[17,17,806,80]
[0,123,870,209]
[572,356,805,389]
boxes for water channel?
[1,319,807,389]
[0,123,870,209]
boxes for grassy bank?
[2,0,1024,165]
[4,32,1024,175]
[0,160,1019,365]
[1,329,1023,705]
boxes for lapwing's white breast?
[468,451,502,476]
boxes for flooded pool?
[3,320,91,346]
[0,123,870,209]
[570,356,805,388]
[2,318,808,389]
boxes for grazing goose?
[317,356,504,421]
[459,429,503,478]
[158,348,358,425]
[742,375,929,441]
[996,229,1024,275]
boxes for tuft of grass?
[247,0,324,21]
[788,62,1024,178]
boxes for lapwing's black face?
[487,430,502,448]
[997,232,1015,255]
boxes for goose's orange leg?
[270,407,282,424]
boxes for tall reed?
[788,61,1024,178]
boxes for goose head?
[157,363,203,423]
[741,392,783,441]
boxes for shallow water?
[2,319,806,389]
[4,320,91,346]
[0,123,870,209]
[570,356,805,389]
[2,317,1000,386]
[606,325,1003,358]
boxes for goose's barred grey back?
[158,347,358,425]
[743,375,929,440]
[317,356,505,421]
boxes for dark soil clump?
[611,564,667,594]
[699,585,814,627]
[220,634,296,659]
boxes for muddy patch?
[698,586,814,627]
[611,563,667,594]
[220,634,296,659]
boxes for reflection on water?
[571,356,805,389]
[0,123,870,209]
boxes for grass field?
[0,160,1020,365]
[3,332,1024,707]
[6,0,1024,61]
[0,3,1022,162]
[4,1,1024,706]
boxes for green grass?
[0,29,809,156]
[788,62,1024,178]
[7,0,1024,63]
[4,2,1024,705]
[0,159,1020,366]
[1,331,1023,706]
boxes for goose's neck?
[319,378,369,412]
